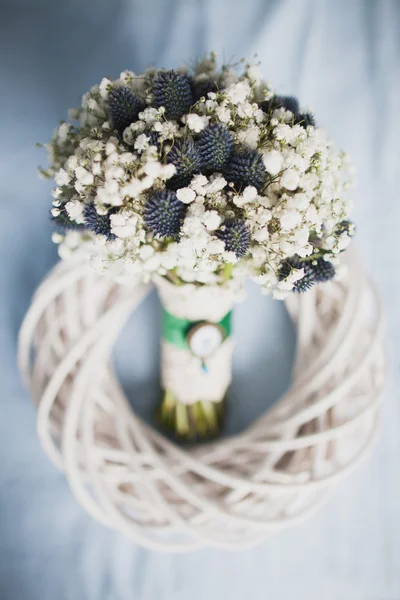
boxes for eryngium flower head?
[216,218,251,258]
[279,255,335,292]
[50,207,85,232]
[224,150,265,191]
[268,95,300,114]
[166,138,202,189]
[108,86,144,135]
[83,203,115,240]
[198,124,234,172]
[144,190,186,239]
[261,95,299,115]
[311,257,336,283]
[334,220,356,238]
[152,70,193,119]
[278,256,315,292]
[294,112,316,128]
[192,79,219,102]
[147,130,161,149]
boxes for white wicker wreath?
[18,248,385,551]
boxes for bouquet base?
[158,390,226,442]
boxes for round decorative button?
[186,322,225,359]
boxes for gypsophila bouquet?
[41,53,356,439]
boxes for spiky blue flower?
[294,112,316,128]
[273,95,300,114]
[166,138,202,189]
[224,150,265,191]
[152,70,193,119]
[216,219,251,258]
[278,256,315,293]
[192,79,219,102]
[83,203,115,240]
[147,130,161,149]
[50,207,85,233]
[311,257,336,283]
[334,220,356,238]
[144,190,186,239]
[108,86,144,136]
[278,255,335,292]
[198,124,233,173]
[261,95,300,115]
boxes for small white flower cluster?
[42,54,354,297]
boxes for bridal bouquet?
[41,54,355,440]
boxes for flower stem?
[158,390,225,442]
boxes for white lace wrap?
[154,276,244,404]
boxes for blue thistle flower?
[216,219,251,258]
[152,70,193,119]
[273,95,300,114]
[108,86,144,136]
[311,257,336,283]
[261,95,300,115]
[50,207,85,233]
[144,190,186,239]
[83,203,116,240]
[166,138,202,189]
[278,255,335,292]
[294,112,316,128]
[278,256,315,293]
[334,220,356,238]
[192,79,219,102]
[224,150,265,191]
[147,130,161,149]
[198,124,234,173]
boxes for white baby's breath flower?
[190,174,208,194]
[203,210,221,231]
[160,163,177,180]
[143,161,162,178]
[215,106,231,124]
[237,125,260,149]
[121,178,142,198]
[75,166,94,186]
[138,245,155,260]
[55,168,70,186]
[65,200,84,223]
[57,122,70,143]
[134,133,149,152]
[226,81,251,105]
[233,185,258,207]
[99,78,112,98]
[246,65,263,83]
[139,107,161,124]
[51,232,64,244]
[185,114,209,132]
[253,227,269,242]
[262,150,283,175]
[206,176,227,194]
[281,169,300,191]
[242,186,258,203]
[280,210,302,230]
[177,188,196,204]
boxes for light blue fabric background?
[1,1,399,598]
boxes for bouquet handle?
[154,276,242,440]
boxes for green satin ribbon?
[162,309,232,350]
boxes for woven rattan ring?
[18,248,385,552]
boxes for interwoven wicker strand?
[18,249,385,551]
